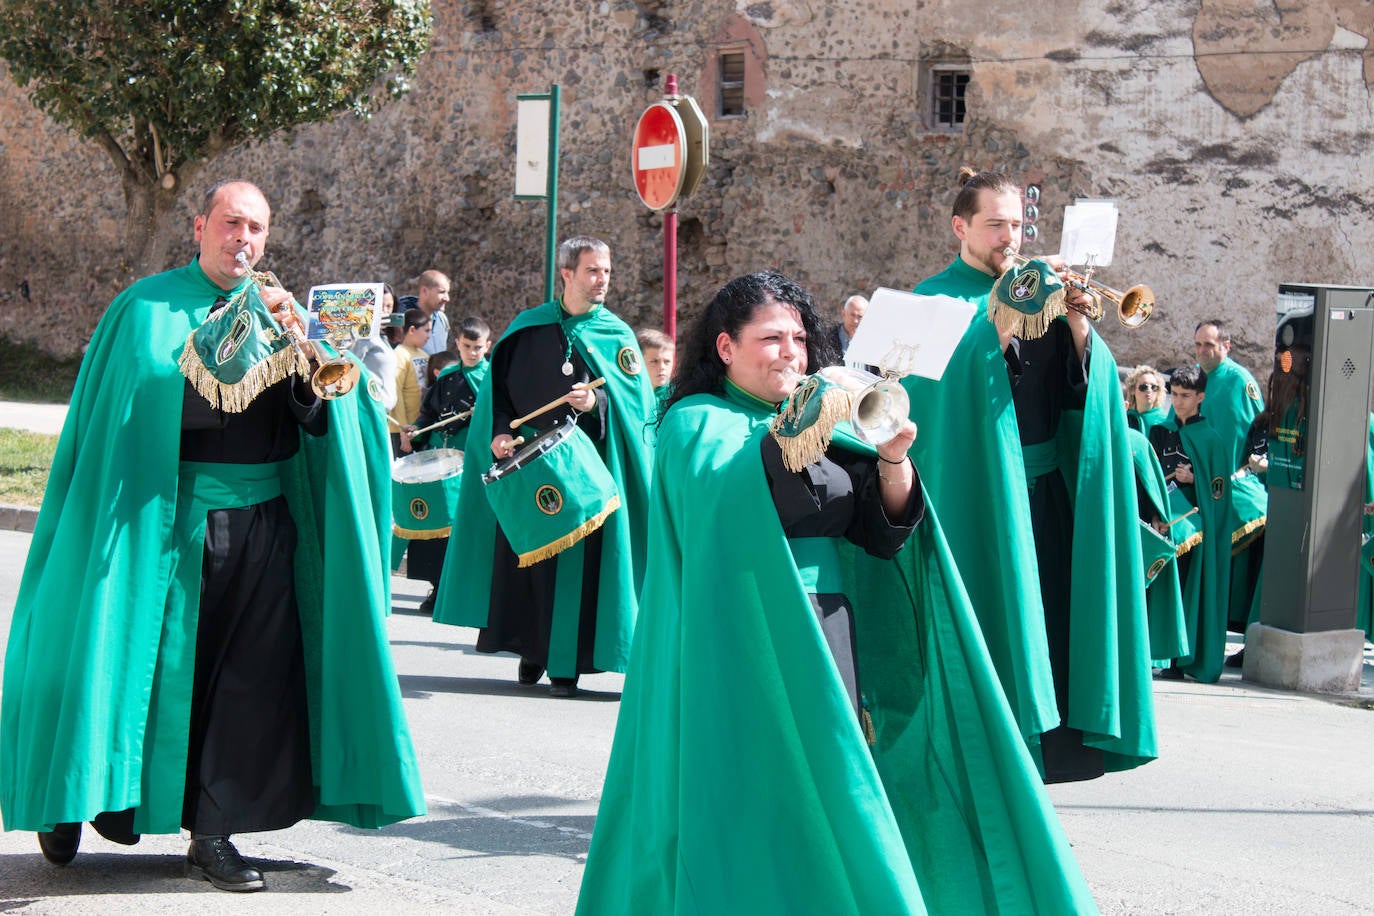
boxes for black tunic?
[478,321,610,674]
[405,368,480,587]
[177,373,325,835]
[761,436,922,717]
[1005,323,1105,783]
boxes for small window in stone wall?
[923,63,970,131]
[718,50,746,118]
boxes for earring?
[723,357,730,363]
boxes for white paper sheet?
[1060,198,1119,268]
[844,287,977,381]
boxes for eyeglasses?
[1136,383,1160,392]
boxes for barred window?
[718,50,746,118]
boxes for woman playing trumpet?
[577,271,1093,914]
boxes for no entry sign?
[631,102,687,211]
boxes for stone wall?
[1,0,1371,378]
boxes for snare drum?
[392,448,464,539]
[1166,486,1202,557]
[483,419,620,567]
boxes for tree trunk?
[119,174,187,280]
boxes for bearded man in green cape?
[433,238,655,697]
[901,167,1156,783]
[0,181,424,892]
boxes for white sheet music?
[844,287,977,381]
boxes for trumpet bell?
[1114,285,1154,328]
[311,358,360,399]
[816,366,910,447]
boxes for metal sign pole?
[544,84,561,303]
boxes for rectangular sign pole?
[544,85,561,303]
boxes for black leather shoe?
[549,677,578,698]
[91,808,140,845]
[37,822,81,865]
[417,589,436,615]
[186,836,266,892]
[517,659,545,685]
[1224,648,1245,668]
[1156,665,1185,681]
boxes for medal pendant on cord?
[561,359,574,377]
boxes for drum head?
[393,448,465,483]
[483,420,576,483]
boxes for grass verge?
[0,335,81,403]
[0,428,58,508]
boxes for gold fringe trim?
[516,495,621,568]
[1231,515,1266,554]
[770,384,851,473]
[392,524,453,540]
[860,707,877,747]
[178,333,305,414]
[987,288,1068,342]
[1175,531,1203,557]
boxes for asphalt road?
[1,527,1372,914]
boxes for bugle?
[1001,248,1154,328]
[235,252,360,399]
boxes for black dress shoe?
[91,808,141,845]
[1224,648,1246,668]
[517,659,545,685]
[37,822,81,865]
[549,677,578,698]
[1156,665,1185,681]
[186,836,266,892]
[417,589,436,615]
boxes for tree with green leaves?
[0,0,432,277]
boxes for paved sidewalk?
[0,401,67,436]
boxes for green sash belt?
[178,459,285,514]
[1020,439,1061,480]
[787,537,844,595]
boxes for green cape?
[432,300,654,677]
[1126,429,1189,662]
[1127,405,1171,441]
[905,259,1156,774]
[1199,356,1264,471]
[577,386,1095,915]
[1,261,425,833]
[1174,415,1238,682]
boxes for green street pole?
[544,84,561,302]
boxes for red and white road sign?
[631,102,687,212]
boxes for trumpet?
[1001,248,1154,329]
[236,252,360,399]
[817,366,909,447]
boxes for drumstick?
[385,414,406,430]
[410,409,474,437]
[509,377,606,429]
[1166,506,1200,527]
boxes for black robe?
[1005,323,1105,783]
[175,374,325,835]
[761,436,922,718]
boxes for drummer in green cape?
[397,317,492,612]
[1126,427,1189,665]
[1149,365,1240,682]
[0,180,424,892]
[578,271,1095,914]
[432,237,655,697]
[902,166,1156,783]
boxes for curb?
[0,504,38,533]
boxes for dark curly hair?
[660,270,836,421]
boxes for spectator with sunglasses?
[1125,364,1171,438]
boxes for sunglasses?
[1136,383,1160,392]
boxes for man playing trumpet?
[902,167,1157,783]
[0,180,424,891]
